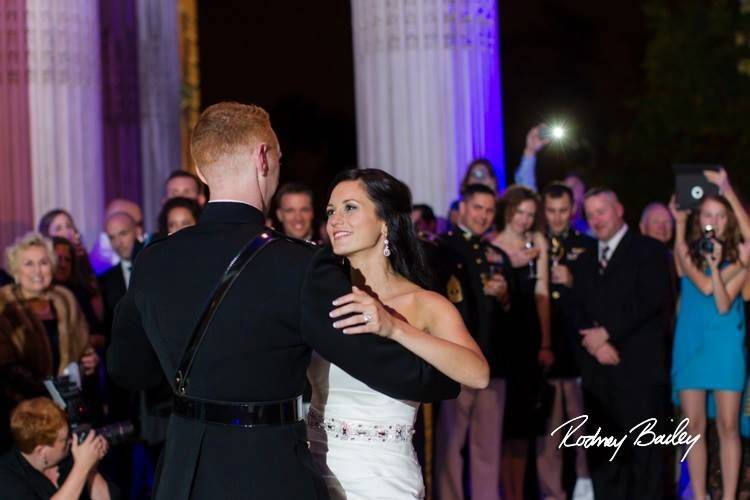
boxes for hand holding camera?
[524,124,551,157]
[698,227,722,267]
[71,430,108,472]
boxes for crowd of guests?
[0,121,749,500]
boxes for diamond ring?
[363,313,373,323]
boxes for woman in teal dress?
[671,169,750,500]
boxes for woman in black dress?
[490,186,554,500]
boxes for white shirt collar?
[599,223,628,255]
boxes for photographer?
[670,167,750,500]
[0,397,116,499]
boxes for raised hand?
[524,124,551,157]
[668,194,689,225]
[703,167,730,194]
[739,241,750,268]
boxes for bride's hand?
[330,287,396,338]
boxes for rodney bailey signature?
[551,415,701,462]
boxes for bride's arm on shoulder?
[389,291,489,389]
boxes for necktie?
[599,245,610,273]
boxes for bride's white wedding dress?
[306,352,424,499]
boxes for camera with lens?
[43,376,135,446]
[697,225,715,256]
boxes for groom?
[107,102,459,499]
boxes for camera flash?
[551,126,566,140]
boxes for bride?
[306,168,489,499]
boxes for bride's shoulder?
[412,289,453,311]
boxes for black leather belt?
[172,394,303,428]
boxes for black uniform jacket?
[107,202,458,499]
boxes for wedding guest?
[490,185,553,500]
[670,168,750,500]
[570,187,672,500]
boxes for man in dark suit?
[99,212,143,333]
[435,184,511,500]
[570,187,672,500]
[107,102,458,499]
[98,211,148,495]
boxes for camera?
[44,376,135,446]
[697,225,715,255]
[539,124,566,141]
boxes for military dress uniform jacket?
[436,228,512,378]
[547,228,596,378]
[107,202,459,500]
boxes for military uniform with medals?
[546,228,596,379]
[434,226,512,500]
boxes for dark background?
[198,0,749,224]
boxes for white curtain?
[26,0,104,247]
[136,0,181,232]
[351,0,505,215]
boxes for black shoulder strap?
[175,230,283,395]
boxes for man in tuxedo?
[107,102,458,499]
[435,184,511,500]
[570,187,671,500]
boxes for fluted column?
[136,0,181,230]
[0,0,34,251]
[351,0,505,213]
[99,0,143,206]
[26,0,104,247]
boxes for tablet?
[673,164,720,210]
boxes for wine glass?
[524,235,537,280]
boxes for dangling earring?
[383,238,391,257]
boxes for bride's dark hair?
[327,169,433,289]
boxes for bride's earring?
[383,238,391,257]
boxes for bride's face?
[326,180,386,257]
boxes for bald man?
[99,213,143,318]
[90,199,146,274]
[639,202,674,244]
